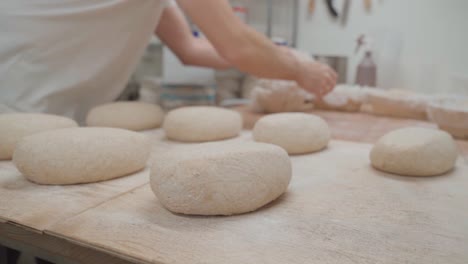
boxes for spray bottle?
[355,34,377,87]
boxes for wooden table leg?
[0,222,138,264]
[0,244,7,263]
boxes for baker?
[0,0,337,121]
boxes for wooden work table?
[233,105,468,160]
[1,109,467,264]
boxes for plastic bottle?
[355,35,377,87]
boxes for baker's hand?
[296,60,337,98]
[284,48,336,98]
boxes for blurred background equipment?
[314,55,348,84]
[371,29,403,90]
[160,84,216,111]
[354,34,377,87]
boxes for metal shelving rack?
[264,0,299,47]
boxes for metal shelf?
[265,0,299,47]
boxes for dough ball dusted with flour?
[0,113,78,160]
[370,127,458,176]
[253,113,330,155]
[163,106,242,142]
[86,102,164,131]
[150,141,292,215]
[13,127,151,185]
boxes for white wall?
[296,0,468,94]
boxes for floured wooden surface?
[48,140,468,264]
[235,106,435,140]
[0,161,149,231]
[233,106,468,160]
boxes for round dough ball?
[370,127,458,176]
[13,127,151,185]
[150,141,292,215]
[253,113,330,155]
[163,106,242,142]
[0,113,78,160]
[86,102,164,131]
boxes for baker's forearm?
[176,0,299,80]
[223,27,300,80]
[174,0,337,97]
[156,6,231,70]
[182,38,231,69]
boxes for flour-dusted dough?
[163,106,242,142]
[0,113,78,160]
[249,79,314,113]
[253,113,330,155]
[314,84,370,112]
[427,97,468,139]
[370,127,458,176]
[150,141,292,215]
[13,127,151,185]
[367,89,431,120]
[86,102,164,131]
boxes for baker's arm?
[156,6,231,70]
[176,0,337,97]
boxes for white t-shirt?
[0,0,173,122]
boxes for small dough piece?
[163,106,242,142]
[249,79,314,113]
[150,141,292,215]
[370,127,458,176]
[253,113,330,155]
[314,84,368,112]
[13,127,150,185]
[86,102,164,131]
[0,113,78,160]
